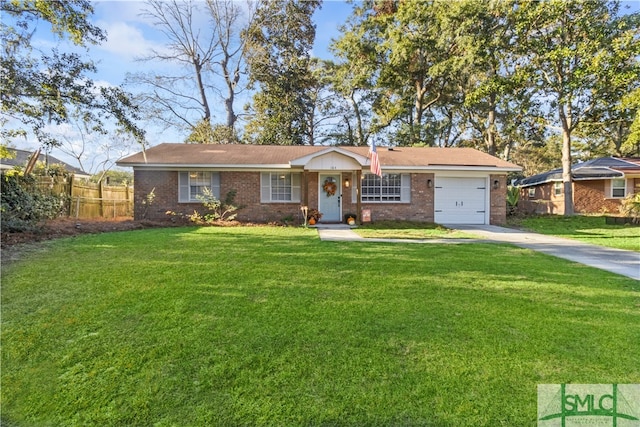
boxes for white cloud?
[97,21,159,60]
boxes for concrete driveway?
[316,224,640,280]
[446,224,640,281]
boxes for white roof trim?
[289,147,369,167]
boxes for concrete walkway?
[316,224,640,280]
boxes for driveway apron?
[316,224,640,280]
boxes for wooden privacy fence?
[35,177,133,219]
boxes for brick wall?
[574,181,621,214]
[490,174,507,225]
[519,183,564,214]
[359,173,434,222]
[134,169,507,224]
[519,179,627,215]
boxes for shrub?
[167,188,241,224]
[620,193,640,221]
[1,174,64,231]
[506,186,520,216]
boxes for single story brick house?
[516,157,640,215]
[117,143,521,225]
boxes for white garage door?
[434,177,487,224]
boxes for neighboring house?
[117,143,521,225]
[516,157,640,215]
[0,148,91,180]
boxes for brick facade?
[520,180,628,215]
[134,169,508,224]
[490,174,507,225]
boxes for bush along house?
[116,143,522,225]
[516,157,640,215]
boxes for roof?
[117,143,521,172]
[516,157,640,187]
[0,148,90,177]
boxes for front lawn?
[2,227,639,426]
[508,215,640,251]
[354,220,475,240]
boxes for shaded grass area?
[509,215,640,251]
[2,226,639,426]
[354,220,475,240]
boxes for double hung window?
[361,173,410,202]
[178,171,220,202]
[261,172,301,202]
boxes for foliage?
[0,144,16,159]
[244,0,321,145]
[620,193,640,220]
[0,174,65,231]
[2,227,638,425]
[185,119,241,144]
[170,188,241,223]
[506,186,520,216]
[128,0,251,136]
[141,188,156,219]
[90,170,133,185]
[513,0,640,215]
[0,0,145,147]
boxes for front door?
[319,174,341,222]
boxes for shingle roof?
[516,157,640,187]
[117,143,521,170]
[0,148,90,177]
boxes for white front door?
[319,174,341,222]
[434,177,487,224]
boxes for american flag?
[369,141,382,177]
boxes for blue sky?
[11,0,640,172]
[14,0,360,171]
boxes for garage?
[434,177,487,224]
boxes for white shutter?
[211,172,221,198]
[179,172,190,202]
[291,173,301,202]
[261,173,271,202]
[401,174,411,202]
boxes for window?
[611,179,626,198]
[528,188,536,198]
[361,173,410,202]
[261,172,301,202]
[178,171,220,202]
[553,182,563,196]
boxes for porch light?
[427,179,433,188]
[345,178,350,188]
[493,179,500,190]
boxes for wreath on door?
[323,179,337,197]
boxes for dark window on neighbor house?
[528,188,535,198]
[361,173,410,202]
[260,172,301,203]
[553,182,562,196]
[178,171,220,202]
[611,179,626,198]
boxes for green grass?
[2,226,639,426]
[354,220,475,240]
[508,215,640,251]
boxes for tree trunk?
[486,93,497,156]
[350,91,364,146]
[194,60,211,121]
[559,104,574,216]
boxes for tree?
[243,0,321,145]
[1,0,145,148]
[515,0,640,215]
[128,0,255,141]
